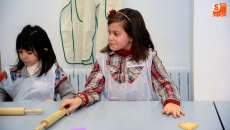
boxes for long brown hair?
[101,8,154,62]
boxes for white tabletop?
[0,101,223,130]
[214,102,230,130]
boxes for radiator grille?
[165,67,191,101]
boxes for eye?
[18,50,22,53]
[114,32,119,36]
[27,51,33,54]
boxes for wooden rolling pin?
[0,107,43,116]
[34,108,67,130]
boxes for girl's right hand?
[59,97,82,115]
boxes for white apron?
[2,65,56,102]
[97,52,159,101]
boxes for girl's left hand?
[162,103,185,118]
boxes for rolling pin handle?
[25,109,44,114]
[34,122,47,130]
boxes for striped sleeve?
[76,61,105,106]
[151,50,180,106]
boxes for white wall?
[0,0,65,68]
[0,0,190,69]
[193,0,230,101]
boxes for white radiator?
[165,67,191,101]
[63,66,92,93]
[63,67,191,101]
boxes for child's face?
[108,22,132,51]
[18,49,39,67]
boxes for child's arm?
[77,61,105,107]
[151,51,180,104]
[56,80,76,100]
[0,82,8,102]
[0,71,7,82]
[0,71,8,101]
[0,71,12,102]
[60,61,105,113]
[151,50,184,117]
[54,66,76,100]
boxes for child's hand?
[162,103,185,118]
[59,97,82,115]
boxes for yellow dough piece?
[178,122,199,130]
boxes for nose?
[20,52,27,60]
[108,33,113,41]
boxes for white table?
[0,101,223,130]
[214,102,230,130]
